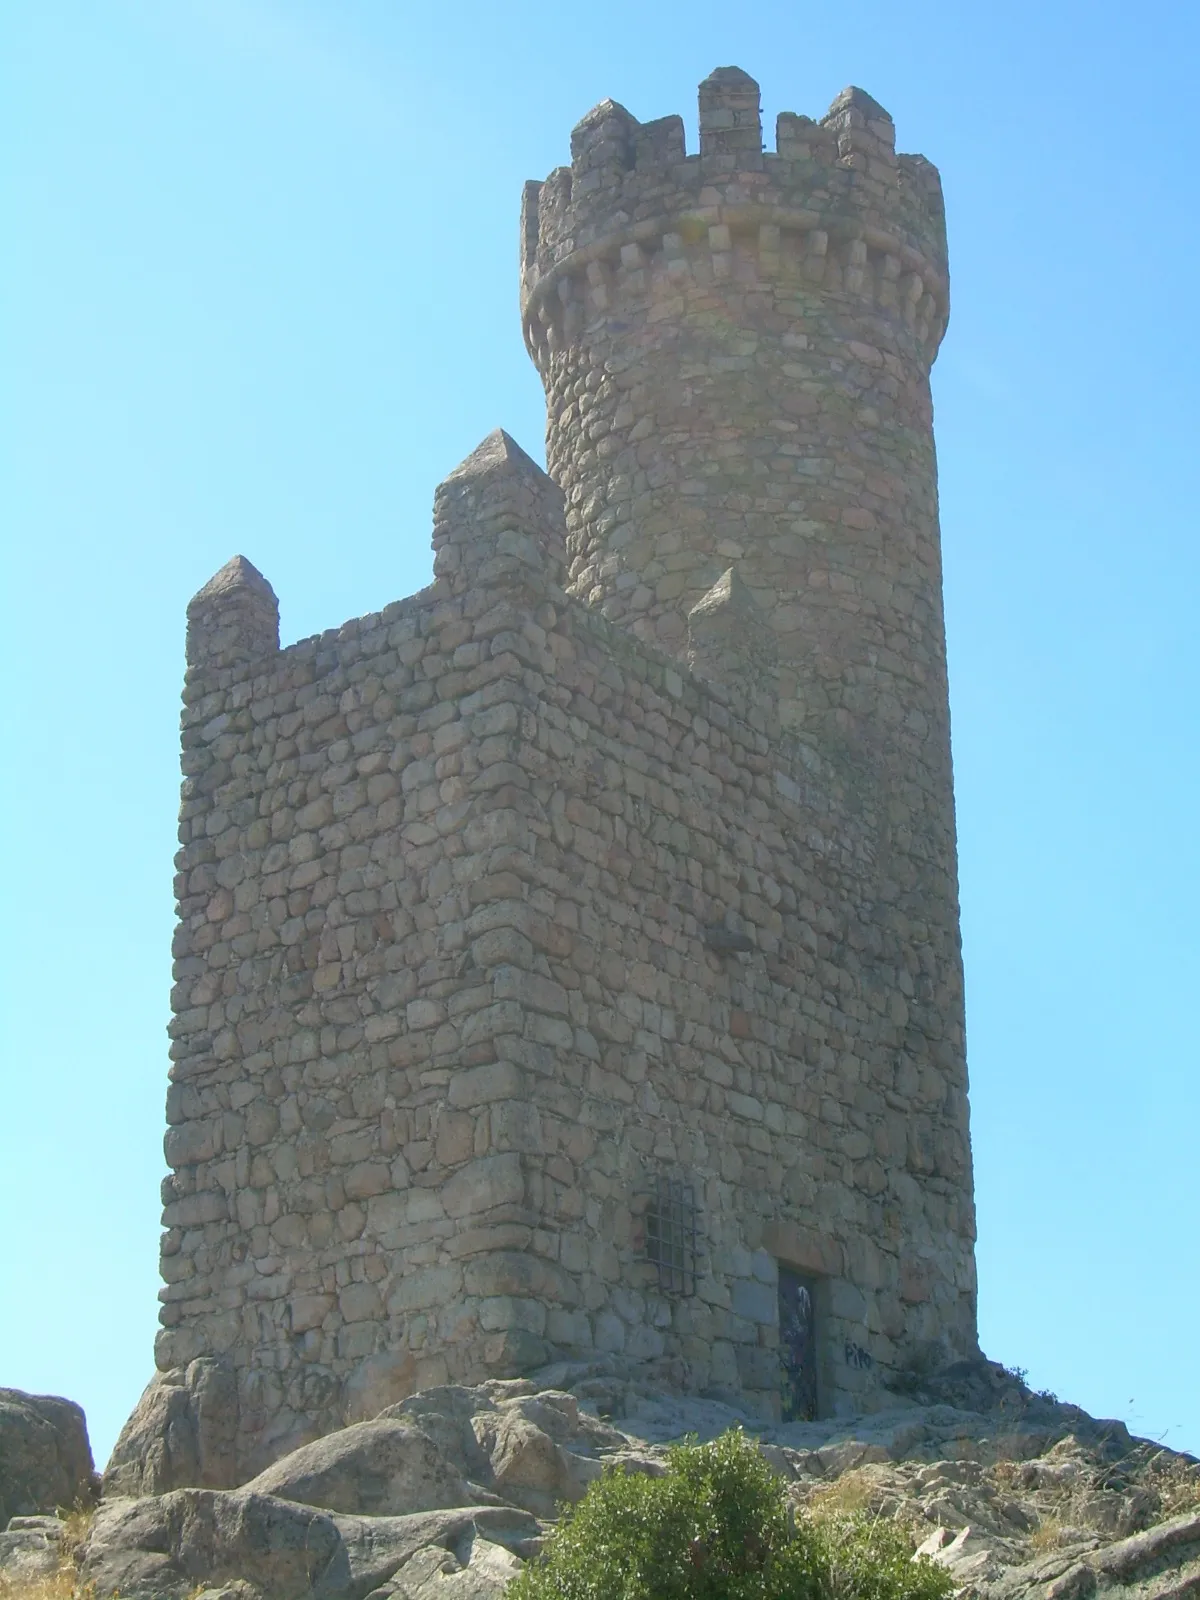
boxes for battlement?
[521,68,948,362]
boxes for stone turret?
[520,67,950,742]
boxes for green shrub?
[509,1428,955,1600]
[813,1510,953,1600]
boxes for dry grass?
[990,1442,1200,1549]
[0,1509,95,1600]
[1135,1451,1200,1521]
[804,1467,880,1517]
[54,1512,93,1571]
[0,1572,89,1600]
[797,1467,931,1547]
[1026,1512,1070,1554]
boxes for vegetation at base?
[0,1573,85,1600]
[508,1427,956,1600]
[0,1507,94,1600]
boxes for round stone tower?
[521,66,949,719]
[521,65,963,1028]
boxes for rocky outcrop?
[0,1387,96,1526]
[241,1418,477,1517]
[104,1358,238,1497]
[79,1494,540,1600]
[0,1514,73,1582]
[855,1456,1200,1600]
[4,1363,1196,1600]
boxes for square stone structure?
[160,68,978,1478]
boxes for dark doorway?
[778,1266,819,1421]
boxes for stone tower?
[132,70,977,1487]
[521,70,957,1026]
[523,69,948,726]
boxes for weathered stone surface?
[104,1359,237,1497]
[1090,1510,1200,1578]
[344,1353,423,1426]
[442,1156,524,1220]
[242,1418,474,1517]
[384,1533,523,1600]
[382,1390,498,1487]
[0,1387,95,1526]
[336,1508,538,1600]
[486,1413,564,1517]
[80,1489,345,1599]
[79,1489,539,1600]
[0,1515,66,1580]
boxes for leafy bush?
[509,1428,955,1600]
[812,1509,953,1600]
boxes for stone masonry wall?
[162,431,976,1481]
[504,557,977,1419]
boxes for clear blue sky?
[2,0,1197,1466]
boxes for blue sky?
[2,0,1197,1464]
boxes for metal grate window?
[644,1175,698,1296]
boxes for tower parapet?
[521,73,947,371]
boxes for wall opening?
[778,1264,820,1421]
[643,1175,698,1296]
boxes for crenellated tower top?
[521,69,948,368]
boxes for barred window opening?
[644,1176,698,1296]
